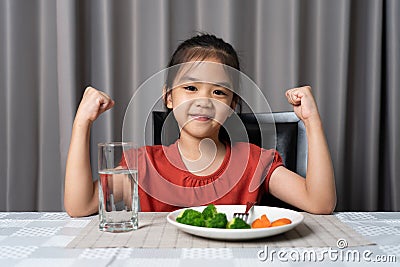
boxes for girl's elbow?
[64,199,92,218]
[65,206,95,218]
[65,209,80,218]
[309,206,335,215]
[308,199,336,215]
[64,206,77,218]
[64,202,81,218]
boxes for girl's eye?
[213,89,227,96]
[183,86,197,91]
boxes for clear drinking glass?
[98,142,138,232]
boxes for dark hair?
[164,34,242,143]
[167,34,240,71]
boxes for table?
[0,212,399,266]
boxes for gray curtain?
[0,0,399,211]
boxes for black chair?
[152,111,307,209]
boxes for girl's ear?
[230,99,238,110]
[227,95,240,117]
[226,98,237,117]
[163,86,173,109]
[230,95,239,111]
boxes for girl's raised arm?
[268,86,337,214]
[64,87,114,217]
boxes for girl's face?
[166,59,236,141]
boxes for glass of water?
[98,142,138,232]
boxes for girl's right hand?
[75,86,115,125]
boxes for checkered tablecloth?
[67,212,374,249]
[0,212,398,266]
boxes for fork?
[233,201,256,223]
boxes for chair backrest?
[237,112,307,177]
[152,111,307,208]
[239,112,307,209]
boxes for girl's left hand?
[285,86,320,123]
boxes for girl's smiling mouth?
[189,114,214,121]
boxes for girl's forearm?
[304,117,337,214]
[64,121,98,217]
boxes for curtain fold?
[0,0,399,211]
[2,0,41,210]
[0,0,6,210]
[383,0,400,210]
[344,0,383,210]
[38,0,61,210]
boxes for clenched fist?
[75,87,115,125]
[285,86,320,123]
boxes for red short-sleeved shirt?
[121,142,283,212]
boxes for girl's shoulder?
[139,143,180,162]
[141,143,177,154]
[230,142,283,163]
[231,142,275,153]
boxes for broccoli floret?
[202,204,218,220]
[205,213,228,228]
[176,209,205,227]
[226,217,251,229]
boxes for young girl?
[64,34,336,216]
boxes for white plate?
[167,205,304,240]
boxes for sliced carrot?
[251,214,271,228]
[270,218,292,227]
[260,214,271,226]
[251,218,265,228]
